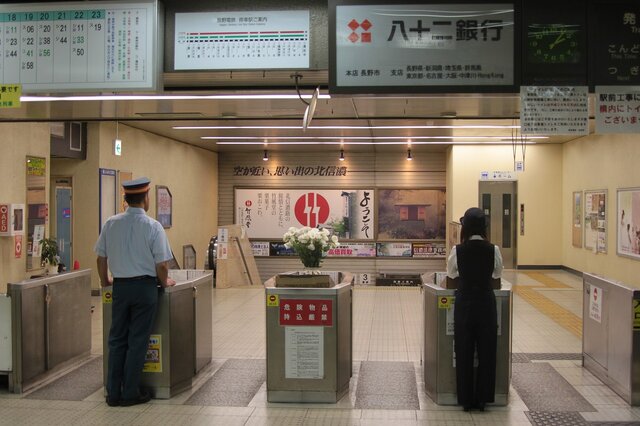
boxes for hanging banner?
[235,188,374,240]
[520,86,589,135]
[595,86,640,134]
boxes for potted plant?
[282,226,339,270]
[40,237,60,274]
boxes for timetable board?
[0,1,160,92]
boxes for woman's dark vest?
[456,239,495,293]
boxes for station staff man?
[95,177,176,407]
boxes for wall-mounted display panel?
[617,187,640,260]
[0,0,161,92]
[99,168,116,232]
[175,10,309,70]
[521,0,587,85]
[584,189,607,253]
[235,188,374,240]
[590,1,640,86]
[330,1,517,94]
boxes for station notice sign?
[0,85,21,108]
[279,299,333,327]
[14,235,22,258]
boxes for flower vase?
[46,263,58,275]
[302,266,322,275]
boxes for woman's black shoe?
[463,405,472,411]
[474,403,485,411]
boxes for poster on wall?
[584,189,607,253]
[572,191,582,248]
[447,221,461,255]
[412,242,446,258]
[327,243,376,257]
[235,188,374,240]
[376,242,412,257]
[617,188,640,260]
[377,189,446,240]
[156,186,172,229]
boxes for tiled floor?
[1,269,639,425]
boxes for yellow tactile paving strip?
[522,271,573,289]
[515,271,582,338]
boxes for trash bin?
[102,270,212,399]
[422,272,512,405]
[583,272,640,405]
[264,271,353,403]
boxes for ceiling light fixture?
[200,136,547,141]
[407,149,413,161]
[214,140,539,146]
[20,93,332,102]
[263,150,269,161]
[176,124,523,130]
[339,149,345,161]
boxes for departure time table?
[0,1,159,92]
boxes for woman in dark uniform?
[447,207,503,411]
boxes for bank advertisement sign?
[333,3,515,91]
[235,188,374,240]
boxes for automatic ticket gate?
[102,270,212,399]
[423,272,512,405]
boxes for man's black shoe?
[105,397,120,407]
[119,391,151,407]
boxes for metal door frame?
[478,181,517,269]
[52,177,73,271]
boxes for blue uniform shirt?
[94,207,172,278]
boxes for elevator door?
[479,181,517,269]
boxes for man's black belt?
[113,275,156,282]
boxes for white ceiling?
[1,72,591,153]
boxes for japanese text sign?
[333,3,515,91]
[595,86,640,133]
[279,299,333,327]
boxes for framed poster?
[377,189,446,240]
[235,188,374,240]
[572,191,582,248]
[584,189,607,253]
[376,242,412,257]
[99,168,116,232]
[156,185,172,229]
[617,187,640,260]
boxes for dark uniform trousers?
[107,277,158,400]
[453,239,498,408]
[454,289,497,407]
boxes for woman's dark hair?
[460,208,488,243]
[124,191,147,206]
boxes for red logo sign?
[15,235,22,258]
[245,200,252,207]
[347,18,372,43]
[0,204,8,233]
[294,193,330,228]
[279,299,333,326]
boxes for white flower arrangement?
[283,226,339,268]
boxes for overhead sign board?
[0,1,161,92]
[174,10,309,70]
[595,86,640,134]
[330,2,516,93]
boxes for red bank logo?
[347,18,372,43]
[294,193,330,227]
